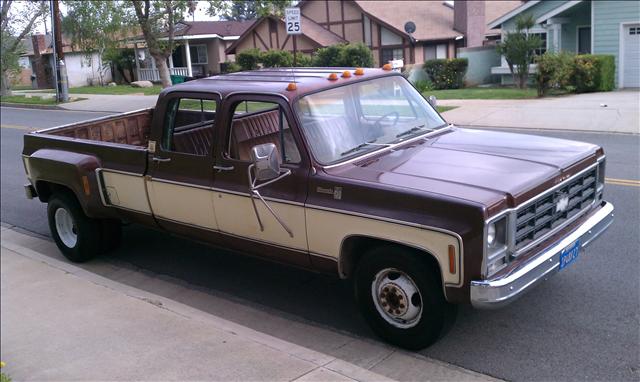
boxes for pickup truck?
[22,67,614,350]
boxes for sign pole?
[293,35,297,67]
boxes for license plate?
[559,240,580,270]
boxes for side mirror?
[427,95,437,108]
[250,143,280,181]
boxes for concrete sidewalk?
[0,227,497,382]
[439,90,640,134]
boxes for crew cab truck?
[22,68,614,349]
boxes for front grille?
[514,167,597,251]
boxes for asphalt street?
[1,106,639,381]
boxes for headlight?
[485,216,509,277]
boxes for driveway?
[440,90,640,134]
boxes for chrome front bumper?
[470,201,614,309]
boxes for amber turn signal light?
[82,175,91,196]
[354,68,364,75]
[448,245,456,274]
[286,82,297,91]
[341,70,352,78]
[328,73,338,80]
[382,63,392,71]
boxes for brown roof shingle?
[175,20,255,37]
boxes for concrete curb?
[0,102,63,110]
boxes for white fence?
[137,67,190,82]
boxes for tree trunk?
[0,70,12,96]
[153,55,172,88]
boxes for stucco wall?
[64,52,112,87]
[458,45,501,85]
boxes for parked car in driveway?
[21,67,614,349]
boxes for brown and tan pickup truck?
[22,68,614,349]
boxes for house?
[225,0,523,66]
[21,34,113,88]
[488,0,640,88]
[132,20,253,82]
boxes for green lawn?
[1,95,59,105]
[436,105,457,113]
[67,85,163,96]
[0,95,85,105]
[423,87,538,100]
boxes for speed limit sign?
[285,7,302,35]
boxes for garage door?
[622,23,640,88]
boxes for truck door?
[211,96,309,262]
[146,92,220,231]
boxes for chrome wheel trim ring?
[54,207,77,248]
[371,267,423,329]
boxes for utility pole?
[51,0,68,102]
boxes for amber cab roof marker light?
[328,73,338,80]
[382,63,392,71]
[354,68,365,75]
[286,82,297,91]
[341,70,352,78]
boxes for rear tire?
[47,192,102,262]
[354,245,456,350]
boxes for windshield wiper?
[340,139,388,156]
[396,124,428,138]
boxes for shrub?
[535,52,574,96]
[338,42,374,67]
[423,58,468,89]
[312,43,374,67]
[221,61,241,73]
[313,44,344,67]
[293,52,313,67]
[261,50,293,68]
[574,54,615,93]
[535,53,615,95]
[236,48,262,70]
[412,79,433,93]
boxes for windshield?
[294,75,446,165]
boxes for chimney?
[454,0,486,48]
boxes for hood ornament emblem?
[556,194,570,213]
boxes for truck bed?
[43,108,153,147]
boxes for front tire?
[48,192,102,262]
[355,246,456,350]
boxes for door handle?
[152,156,171,163]
[213,165,234,172]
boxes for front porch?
[133,38,216,82]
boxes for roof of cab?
[162,67,398,101]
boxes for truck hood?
[327,127,600,211]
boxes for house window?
[381,48,403,64]
[189,45,208,65]
[530,32,547,57]
[424,44,447,60]
[578,26,591,54]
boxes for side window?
[162,97,217,156]
[228,101,301,164]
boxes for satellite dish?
[404,21,416,34]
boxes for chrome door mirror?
[427,95,437,107]
[247,143,293,238]
[250,143,280,181]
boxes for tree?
[496,15,542,89]
[130,0,188,88]
[62,1,129,86]
[0,0,48,95]
[206,0,290,20]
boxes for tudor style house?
[489,0,640,88]
[226,0,522,66]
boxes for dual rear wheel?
[47,192,121,262]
